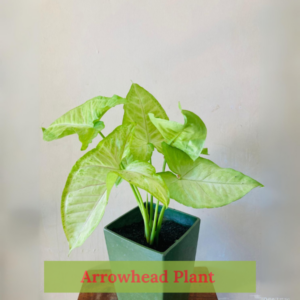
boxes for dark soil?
[112,220,190,252]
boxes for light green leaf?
[42,95,126,150]
[123,83,169,161]
[61,124,133,253]
[160,143,263,208]
[149,105,207,161]
[107,161,169,207]
[114,153,136,187]
[62,124,169,253]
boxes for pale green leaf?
[62,124,169,253]
[107,161,169,207]
[114,153,135,187]
[160,143,263,208]
[61,124,133,253]
[123,83,168,161]
[42,95,126,150]
[149,105,207,161]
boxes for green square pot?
[104,204,201,300]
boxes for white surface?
[2,0,299,299]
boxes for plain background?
[1,1,300,299]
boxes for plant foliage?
[42,83,263,252]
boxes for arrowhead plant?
[42,83,263,253]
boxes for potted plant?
[42,83,263,299]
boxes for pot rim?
[104,204,200,256]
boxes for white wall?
[2,1,299,299]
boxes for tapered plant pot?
[104,204,201,300]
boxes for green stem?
[149,195,154,224]
[129,184,150,243]
[154,158,168,244]
[101,131,150,244]
[149,157,154,231]
[150,200,160,245]
[155,205,166,244]
[136,186,150,243]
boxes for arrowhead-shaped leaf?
[160,143,263,208]
[122,83,169,161]
[149,105,207,161]
[62,125,169,253]
[61,124,133,253]
[107,161,169,208]
[42,95,126,150]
